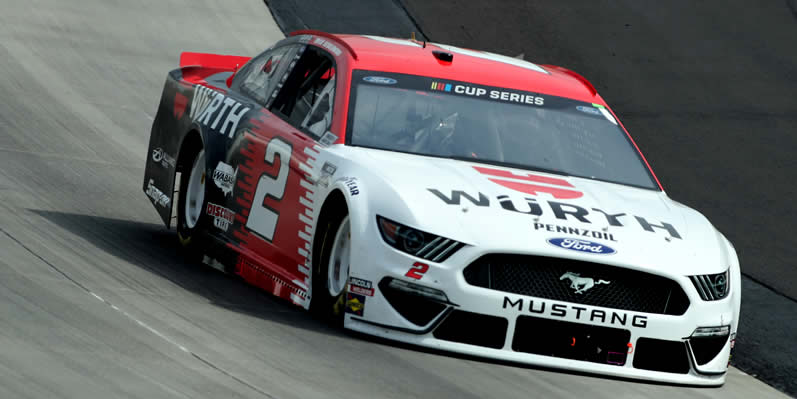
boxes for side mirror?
[226,63,240,87]
[263,57,274,74]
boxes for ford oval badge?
[363,76,397,85]
[576,105,601,115]
[547,238,616,255]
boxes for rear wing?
[179,52,251,70]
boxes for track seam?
[740,271,797,305]
[0,226,278,399]
[389,0,431,41]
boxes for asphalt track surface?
[0,1,791,399]
[395,1,797,395]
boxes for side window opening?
[238,45,296,106]
[271,47,336,138]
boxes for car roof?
[332,33,603,104]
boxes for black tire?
[176,147,207,261]
[310,207,350,323]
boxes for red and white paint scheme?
[143,30,740,386]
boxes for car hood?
[346,147,730,276]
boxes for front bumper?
[343,237,737,386]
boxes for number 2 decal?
[405,262,429,280]
[246,137,293,241]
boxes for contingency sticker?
[146,179,170,208]
[345,292,366,316]
[319,131,338,146]
[206,202,235,232]
[348,277,374,296]
[213,161,237,196]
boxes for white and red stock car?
[143,30,740,385]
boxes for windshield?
[347,71,659,190]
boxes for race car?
[143,30,740,385]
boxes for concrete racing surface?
[0,0,792,398]
[265,0,427,40]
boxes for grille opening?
[689,273,729,301]
[464,254,689,315]
[633,338,690,374]
[433,310,508,349]
[690,334,729,366]
[513,316,631,366]
[379,279,447,326]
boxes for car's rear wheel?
[177,147,207,258]
[311,209,350,322]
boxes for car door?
[222,43,339,305]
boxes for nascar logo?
[430,81,452,92]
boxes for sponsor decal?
[534,223,616,241]
[146,179,170,208]
[548,238,616,255]
[212,161,237,196]
[319,131,338,146]
[475,166,582,199]
[151,147,176,169]
[317,161,337,188]
[341,177,359,196]
[363,76,397,85]
[427,188,682,240]
[502,296,648,328]
[173,92,188,119]
[446,83,544,106]
[346,292,366,316]
[348,277,374,296]
[321,161,337,176]
[312,37,342,56]
[206,202,235,232]
[576,105,601,116]
[188,85,251,138]
[430,81,452,92]
[560,272,610,294]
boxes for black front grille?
[513,316,631,366]
[634,338,690,374]
[463,254,689,315]
[433,310,508,349]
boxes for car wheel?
[312,211,351,322]
[177,148,207,258]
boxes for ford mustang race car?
[143,30,740,385]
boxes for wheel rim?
[184,149,206,229]
[327,216,351,297]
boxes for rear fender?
[143,71,201,227]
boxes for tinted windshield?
[347,71,658,190]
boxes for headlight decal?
[376,216,465,262]
[688,270,729,301]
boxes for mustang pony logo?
[560,272,610,294]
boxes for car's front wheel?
[311,209,351,322]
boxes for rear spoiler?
[179,52,251,70]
